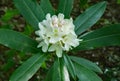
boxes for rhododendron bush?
[0,0,120,81]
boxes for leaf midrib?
[63,0,67,13]
[0,39,37,52]
[16,54,44,81]
[23,0,39,23]
[82,33,120,43]
[71,56,102,73]
[0,30,38,53]
[75,3,105,33]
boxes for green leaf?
[57,0,74,18]
[71,56,102,73]
[74,1,106,35]
[0,29,39,53]
[75,24,120,50]
[74,63,102,81]
[52,59,61,81]
[45,65,54,81]
[60,58,70,81]
[13,0,45,30]
[10,53,47,81]
[40,0,55,15]
[47,58,70,81]
[63,54,76,79]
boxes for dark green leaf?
[45,65,54,81]
[0,29,39,53]
[74,1,106,35]
[47,58,70,81]
[75,24,120,50]
[74,63,102,81]
[13,0,45,30]
[10,53,47,81]
[71,56,102,73]
[52,59,61,81]
[63,54,76,79]
[40,0,55,15]
[57,0,74,18]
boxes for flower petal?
[42,43,48,52]
[48,44,56,52]
[35,13,81,57]
[58,13,64,21]
[46,13,51,20]
[56,46,62,57]
[37,41,44,48]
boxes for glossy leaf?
[10,53,47,81]
[74,1,106,35]
[60,58,70,81]
[52,59,61,81]
[13,0,45,30]
[57,0,74,18]
[40,0,55,15]
[74,63,102,81]
[71,56,102,73]
[63,54,76,79]
[0,29,40,53]
[46,58,70,81]
[75,24,120,50]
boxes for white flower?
[35,13,82,57]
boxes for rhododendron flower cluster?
[35,13,81,57]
